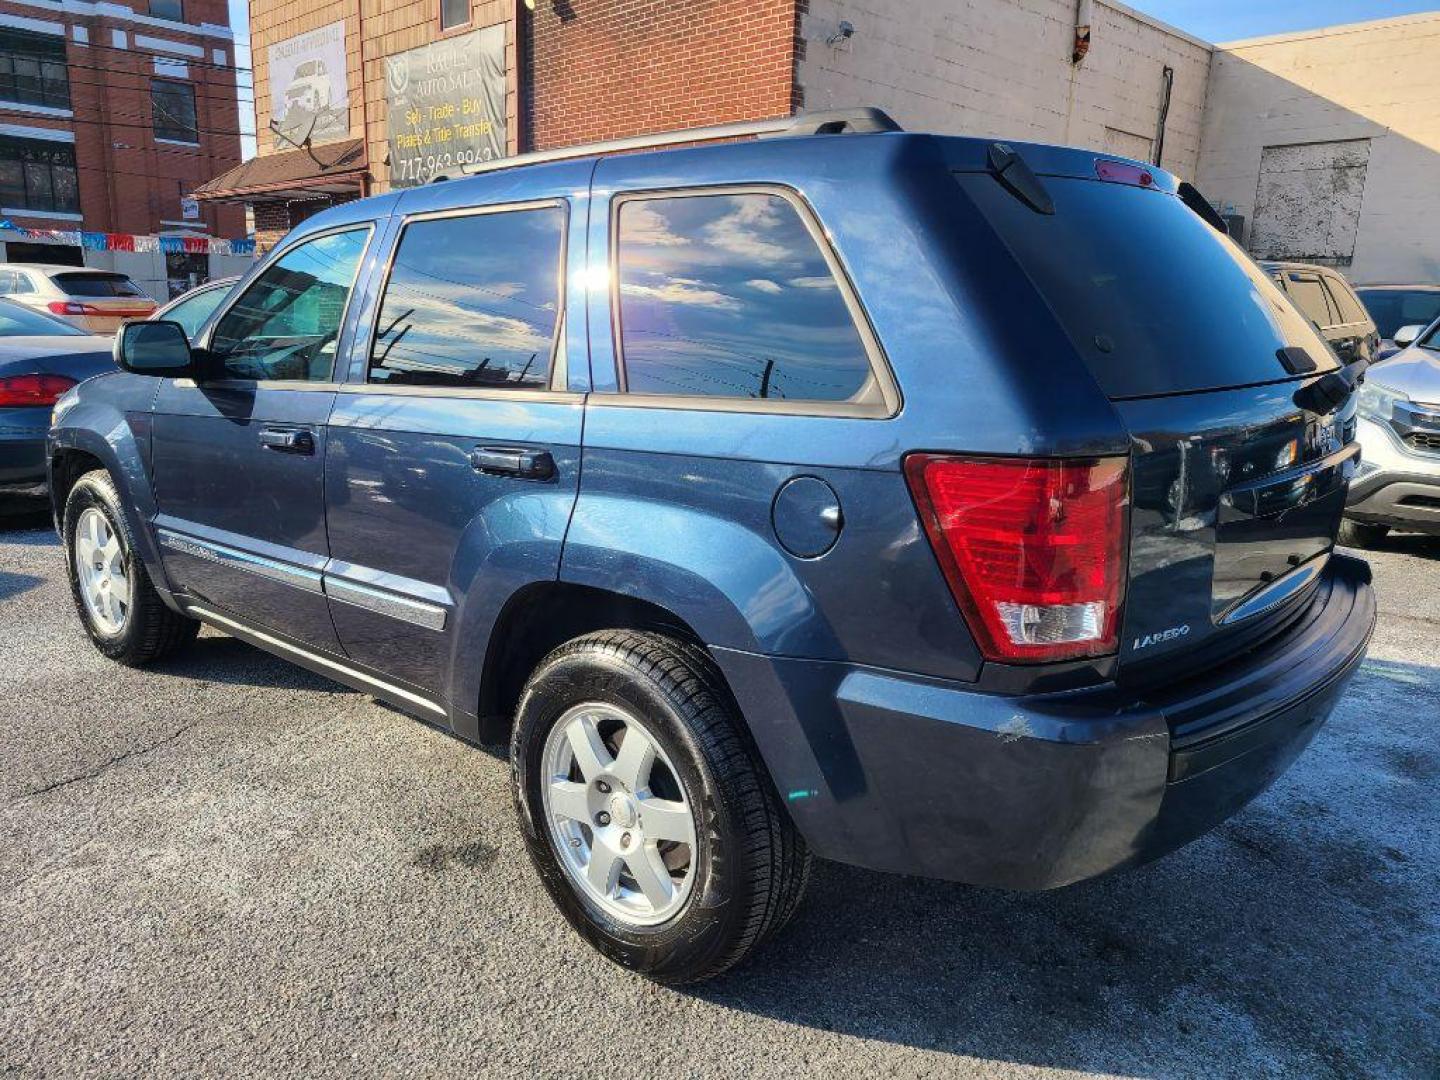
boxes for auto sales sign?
[385,25,507,188]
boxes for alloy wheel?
[540,702,698,926]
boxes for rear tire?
[1338,518,1389,549]
[63,469,198,665]
[511,630,811,984]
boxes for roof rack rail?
[431,107,901,183]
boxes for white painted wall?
[1196,12,1440,284]
[796,0,1213,178]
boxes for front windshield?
[1357,288,1440,340]
[163,283,231,340]
[0,298,87,336]
[1418,321,1440,351]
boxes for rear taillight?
[905,454,1130,663]
[47,301,93,316]
[0,373,77,407]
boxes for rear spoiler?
[1178,182,1230,235]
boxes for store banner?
[384,23,506,188]
[269,21,350,149]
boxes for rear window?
[1323,275,1369,326]
[1356,288,1440,339]
[55,272,145,298]
[1286,273,1339,328]
[956,174,1338,399]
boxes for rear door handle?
[469,445,555,480]
[258,427,316,454]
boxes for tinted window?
[210,228,368,381]
[1286,274,1338,328]
[0,29,69,110]
[152,79,198,142]
[55,273,145,298]
[164,282,231,340]
[615,192,876,404]
[1322,276,1368,325]
[955,175,1338,399]
[1356,288,1440,339]
[370,207,563,389]
[0,297,83,335]
[440,0,468,28]
[0,135,79,213]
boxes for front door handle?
[258,427,316,454]
[469,445,555,480]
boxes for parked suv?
[1354,284,1440,359]
[1261,261,1379,366]
[49,111,1376,983]
[1342,317,1440,546]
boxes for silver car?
[0,264,157,334]
[1344,318,1440,546]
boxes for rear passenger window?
[615,191,878,406]
[369,206,564,389]
[1323,276,1367,325]
[1287,273,1339,328]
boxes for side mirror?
[115,320,194,377]
[1391,324,1424,349]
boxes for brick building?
[0,0,249,296]
[209,1,1440,283]
[206,0,1211,249]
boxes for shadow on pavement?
[685,656,1440,1076]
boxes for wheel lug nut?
[597,781,611,794]
[621,832,632,847]
[596,811,611,826]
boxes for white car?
[0,265,156,334]
[284,60,333,115]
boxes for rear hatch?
[51,272,157,329]
[953,146,1358,674]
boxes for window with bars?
[0,136,79,213]
[0,29,70,111]
[152,79,199,143]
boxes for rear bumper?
[0,410,49,492]
[715,554,1375,890]
[1347,414,1440,533]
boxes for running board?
[184,603,449,721]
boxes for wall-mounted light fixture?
[827,20,855,46]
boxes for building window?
[0,136,79,213]
[152,79,199,143]
[0,29,70,111]
[370,207,564,388]
[440,0,469,30]
[149,0,184,19]
[615,191,876,404]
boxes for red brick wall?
[0,0,245,239]
[525,0,803,151]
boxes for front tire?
[511,631,810,984]
[1338,518,1389,549]
[63,469,197,665]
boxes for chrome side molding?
[158,528,449,632]
[158,528,323,594]
[324,575,448,631]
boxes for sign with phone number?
[385,24,506,188]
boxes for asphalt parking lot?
[1,497,1437,1079]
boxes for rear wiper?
[986,143,1054,215]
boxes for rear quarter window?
[1322,275,1369,326]
[614,189,886,410]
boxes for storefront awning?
[192,139,368,204]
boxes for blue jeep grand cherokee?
[48,110,1376,983]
